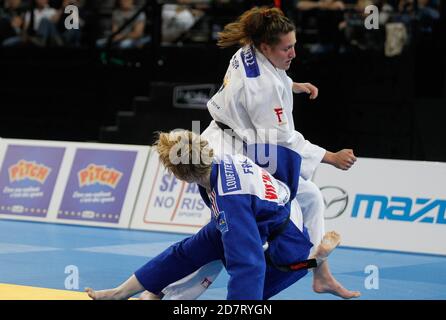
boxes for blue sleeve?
[134,222,223,295]
[215,193,266,300]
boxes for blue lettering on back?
[241,47,260,78]
[220,157,241,193]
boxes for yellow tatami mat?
[0,283,90,300]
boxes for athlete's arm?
[215,193,266,300]
[322,149,357,170]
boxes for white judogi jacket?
[159,46,328,300]
[206,45,325,180]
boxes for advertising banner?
[0,144,65,221]
[130,152,210,234]
[0,139,149,229]
[55,145,149,228]
[312,158,446,255]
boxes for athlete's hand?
[292,82,319,99]
[323,149,357,170]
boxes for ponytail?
[217,7,295,48]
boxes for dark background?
[1,0,445,161]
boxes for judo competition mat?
[1,219,446,300]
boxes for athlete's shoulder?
[215,155,243,195]
[214,154,259,195]
[236,47,284,95]
[237,46,261,79]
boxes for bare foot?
[85,287,123,300]
[310,232,360,299]
[85,287,97,300]
[139,290,161,300]
[313,274,361,299]
[312,231,341,262]
[312,259,361,299]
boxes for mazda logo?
[320,186,349,219]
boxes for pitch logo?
[78,164,122,188]
[320,186,349,219]
[8,160,51,184]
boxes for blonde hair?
[154,130,214,182]
[217,6,295,48]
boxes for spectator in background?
[97,0,150,49]
[297,0,346,11]
[378,0,440,56]
[54,0,84,47]
[338,0,386,52]
[410,0,440,33]
[394,0,440,24]
[161,0,206,44]
[0,0,26,46]
[23,0,62,46]
[296,0,346,53]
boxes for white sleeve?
[294,130,326,180]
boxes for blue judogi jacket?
[135,145,313,300]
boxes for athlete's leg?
[135,222,223,296]
[87,222,223,300]
[138,289,161,300]
[309,231,341,263]
[157,122,239,300]
[263,202,309,300]
[85,275,145,300]
[160,260,224,300]
[310,231,361,298]
[297,179,360,298]
[296,178,325,252]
